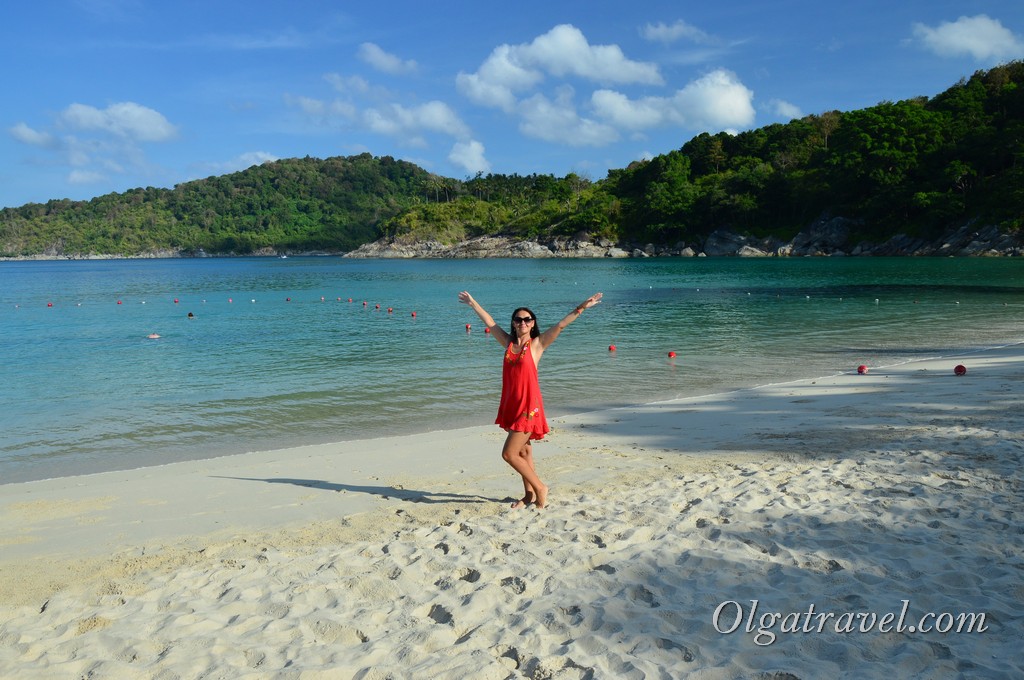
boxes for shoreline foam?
[6,341,1017,488]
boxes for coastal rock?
[936,223,1021,256]
[835,219,1012,256]
[547,238,609,258]
[789,216,856,256]
[702,230,779,257]
[345,234,641,259]
[343,239,449,258]
[445,236,547,258]
[874,234,930,256]
[703,230,750,256]
[333,219,1024,260]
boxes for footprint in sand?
[501,576,527,594]
[426,603,453,625]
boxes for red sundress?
[495,340,550,440]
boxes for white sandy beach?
[1,346,1022,678]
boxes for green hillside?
[2,61,1022,258]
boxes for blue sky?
[2,1,1022,210]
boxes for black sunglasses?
[512,316,534,324]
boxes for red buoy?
[484,328,491,334]
[466,323,472,331]
[375,304,380,309]
[117,300,123,305]
[668,351,676,358]
[411,311,417,317]
[857,365,868,374]
[387,307,393,314]
[608,344,616,352]
[954,364,967,376]
[47,302,53,307]
[174,298,179,304]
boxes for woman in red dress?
[458,290,603,508]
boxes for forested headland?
[2,62,1022,258]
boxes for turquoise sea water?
[2,256,1023,483]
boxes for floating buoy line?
[13,290,1011,368]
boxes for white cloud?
[284,93,360,124]
[291,76,478,163]
[285,94,357,121]
[448,140,490,175]
[457,24,662,111]
[9,122,57,148]
[64,136,93,167]
[457,23,670,150]
[591,69,755,132]
[291,95,327,117]
[324,72,371,95]
[363,101,471,144]
[912,15,1024,62]
[67,169,107,185]
[669,69,756,129]
[768,99,803,120]
[10,101,180,197]
[358,42,418,75]
[456,71,519,112]
[640,20,741,68]
[641,20,714,45]
[60,102,177,142]
[526,24,663,84]
[231,151,279,169]
[456,44,543,111]
[458,28,757,151]
[590,90,666,130]
[191,151,280,179]
[518,88,619,146]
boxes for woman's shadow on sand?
[210,476,500,505]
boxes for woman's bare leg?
[501,431,548,508]
[510,440,537,508]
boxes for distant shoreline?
[5,221,1023,261]
[0,250,342,262]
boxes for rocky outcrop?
[339,239,450,258]
[342,221,1024,258]
[926,222,1020,256]
[344,235,632,259]
[694,219,1023,258]
[785,216,856,256]
[701,230,785,257]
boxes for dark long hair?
[510,307,540,339]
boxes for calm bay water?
[2,256,1022,483]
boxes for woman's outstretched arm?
[536,292,603,351]
[458,291,511,346]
